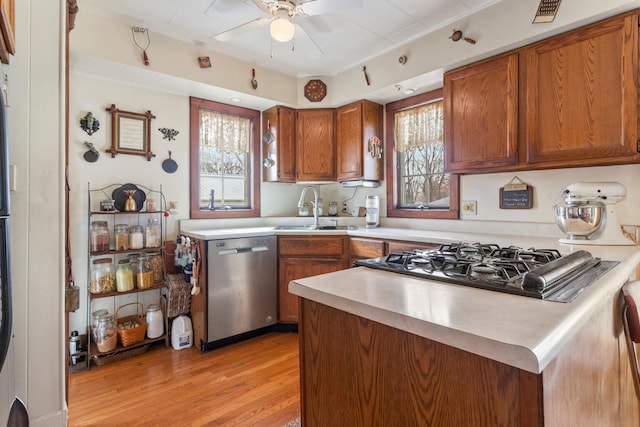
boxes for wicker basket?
[167,274,192,317]
[116,302,147,347]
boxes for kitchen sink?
[273,225,357,231]
[273,225,317,230]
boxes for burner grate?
[356,242,618,302]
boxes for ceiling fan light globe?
[270,18,295,42]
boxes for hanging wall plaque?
[499,176,533,209]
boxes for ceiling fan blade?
[214,17,270,42]
[297,0,364,16]
[293,22,323,58]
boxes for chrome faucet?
[298,186,319,229]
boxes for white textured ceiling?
[77,0,503,77]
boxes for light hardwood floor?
[68,332,300,426]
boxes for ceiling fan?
[214,0,363,57]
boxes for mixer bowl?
[554,201,605,240]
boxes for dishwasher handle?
[218,245,269,256]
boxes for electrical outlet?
[462,200,477,215]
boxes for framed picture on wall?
[106,104,156,160]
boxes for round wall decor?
[304,79,327,102]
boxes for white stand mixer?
[556,182,634,246]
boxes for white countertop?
[180,224,640,373]
[180,225,567,249]
[180,227,275,240]
[286,231,640,374]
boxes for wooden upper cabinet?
[444,52,519,173]
[521,11,640,167]
[263,106,296,183]
[336,100,384,182]
[296,109,336,181]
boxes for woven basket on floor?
[116,302,147,347]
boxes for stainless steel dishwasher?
[206,235,277,349]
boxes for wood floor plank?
[68,332,300,426]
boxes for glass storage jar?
[90,221,110,252]
[94,313,117,353]
[136,255,154,289]
[115,259,134,292]
[90,257,116,294]
[145,303,164,339]
[148,251,163,283]
[114,224,129,251]
[145,218,161,248]
[298,202,309,216]
[328,201,338,216]
[128,225,144,249]
[91,309,108,336]
[145,198,158,212]
[128,254,139,288]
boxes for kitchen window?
[189,97,261,219]
[385,89,459,219]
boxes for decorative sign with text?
[499,177,533,209]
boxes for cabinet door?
[444,53,519,173]
[278,257,344,323]
[263,106,296,183]
[522,12,640,167]
[296,109,336,181]
[337,102,363,181]
[337,100,383,182]
[348,237,385,267]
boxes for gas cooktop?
[353,242,618,303]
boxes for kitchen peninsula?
[288,232,640,426]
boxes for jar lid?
[92,258,113,265]
[148,218,159,224]
[91,309,109,321]
[117,259,130,265]
[97,314,114,321]
[91,220,108,227]
[147,304,161,312]
[114,224,129,230]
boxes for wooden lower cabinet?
[298,292,639,426]
[278,236,440,324]
[348,237,385,267]
[277,236,347,323]
[278,257,345,323]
